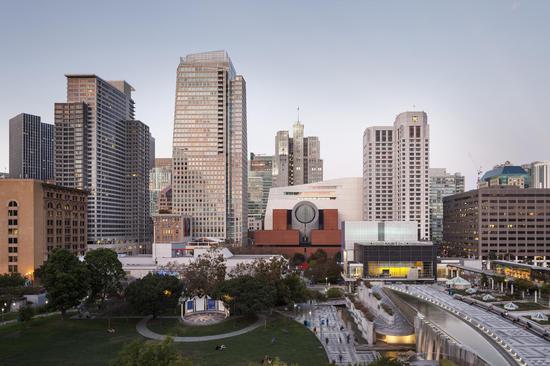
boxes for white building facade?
[263,177,363,230]
[363,111,430,240]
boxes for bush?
[373,292,381,301]
[352,299,375,322]
[306,289,327,302]
[364,281,372,289]
[0,273,26,288]
[18,306,35,322]
[326,287,343,299]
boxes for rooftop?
[481,165,528,181]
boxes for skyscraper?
[523,161,550,188]
[248,153,273,231]
[54,75,151,253]
[149,158,172,215]
[126,120,152,252]
[363,111,430,240]
[171,51,247,244]
[272,120,323,187]
[9,113,54,180]
[428,168,464,244]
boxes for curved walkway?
[136,315,265,343]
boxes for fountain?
[415,314,490,366]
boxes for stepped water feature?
[415,314,490,366]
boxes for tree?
[113,338,192,366]
[213,275,276,315]
[514,278,535,292]
[228,257,287,283]
[177,250,226,297]
[0,273,26,287]
[276,273,308,305]
[541,283,550,295]
[305,256,341,284]
[307,249,328,265]
[42,248,89,318]
[289,253,306,267]
[125,273,182,318]
[85,248,126,305]
[480,273,488,288]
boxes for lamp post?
[1,307,4,322]
[325,277,328,288]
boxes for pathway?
[302,305,377,366]
[389,284,550,366]
[136,315,265,342]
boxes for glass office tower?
[172,51,247,244]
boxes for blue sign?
[186,301,194,310]
[207,299,216,310]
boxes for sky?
[1,0,549,190]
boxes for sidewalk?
[303,305,377,366]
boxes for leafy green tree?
[229,257,287,283]
[113,338,192,366]
[514,278,535,292]
[541,283,550,295]
[281,273,308,304]
[480,273,488,288]
[125,274,182,318]
[214,275,276,315]
[289,253,306,267]
[178,250,226,297]
[42,248,89,318]
[0,273,26,287]
[307,249,328,265]
[85,248,126,305]
[305,256,341,284]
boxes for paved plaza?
[302,304,378,366]
[389,284,550,366]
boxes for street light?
[325,277,328,287]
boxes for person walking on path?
[339,354,343,363]
[325,337,329,345]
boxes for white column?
[511,283,514,295]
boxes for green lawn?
[148,315,258,337]
[0,315,328,366]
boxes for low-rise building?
[343,221,435,282]
[0,179,87,275]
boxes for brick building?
[253,202,341,257]
[0,180,87,276]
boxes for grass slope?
[0,315,328,366]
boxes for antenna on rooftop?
[297,106,300,122]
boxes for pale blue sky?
[1,0,549,189]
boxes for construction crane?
[468,153,483,185]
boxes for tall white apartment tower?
[363,111,430,240]
[171,51,247,244]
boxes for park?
[0,247,349,366]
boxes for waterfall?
[415,314,490,366]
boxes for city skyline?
[2,1,550,190]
